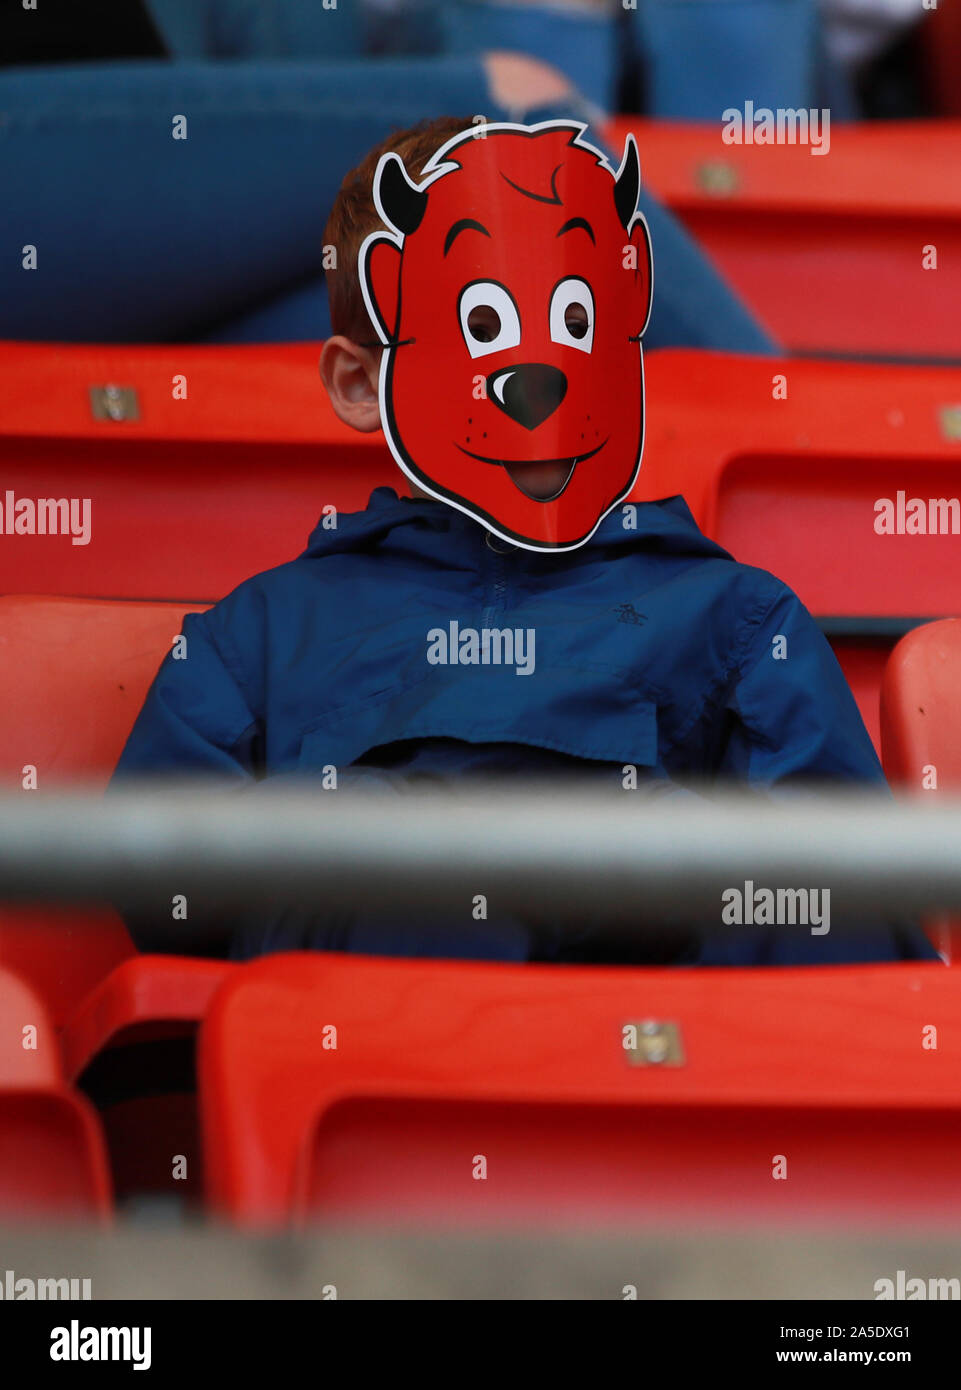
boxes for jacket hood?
[301,486,732,564]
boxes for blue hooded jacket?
[112,486,937,967]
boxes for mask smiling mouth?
[455,438,608,502]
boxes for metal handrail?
[0,783,959,928]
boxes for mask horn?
[376,153,428,236]
[613,134,640,231]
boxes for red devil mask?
[359,121,653,551]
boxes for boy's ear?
[319,337,381,433]
[361,236,403,343]
[626,217,653,341]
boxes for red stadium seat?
[0,594,208,790]
[0,595,241,1202]
[199,952,956,1228]
[881,618,961,959]
[0,967,111,1219]
[605,118,961,360]
[0,595,210,1021]
[881,618,961,792]
[637,351,961,754]
[58,956,236,1207]
[0,341,395,602]
[60,955,236,1082]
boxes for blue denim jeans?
[0,56,777,351]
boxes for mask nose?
[485,363,567,431]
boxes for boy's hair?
[323,116,475,345]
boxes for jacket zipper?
[481,545,508,635]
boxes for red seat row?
[604,118,961,361]
[6,947,961,1227]
[4,344,960,750]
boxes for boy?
[112,116,935,967]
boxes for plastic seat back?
[0,967,111,1219]
[637,351,961,753]
[0,596,206,1021]
[200,952,957,1228]
[604,119,961,359]
[0,341,396,601]
[881,619,961,959]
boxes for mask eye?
[550,278,594,354]
[459,282,521,359]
